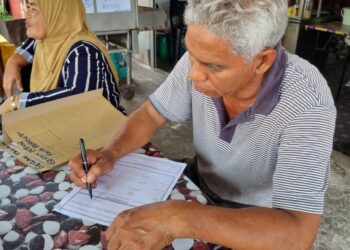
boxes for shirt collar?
[252,42,286,115]
[213,42,286,121]
[211,42,287,142]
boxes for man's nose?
[189,63,208,83]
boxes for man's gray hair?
[184,0,288,61]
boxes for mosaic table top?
[0,143,229,250]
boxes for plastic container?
[109,52,127,79]
[303,0,313,19]
[342,7,350,26]
[118,66,127,79]
[293,0,300,17]
[156,33,169,60]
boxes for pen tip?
[89,189,93,199]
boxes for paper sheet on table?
[54,153,186,226]
[1,89,126,172]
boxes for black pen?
[79,138,93,199]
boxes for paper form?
[54,153,186,226]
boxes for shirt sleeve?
[15,38,36,63]
[23,43,111,108]
[19,92,29,109]
[272,105,336,214]
[149,52,193,122]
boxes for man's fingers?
[106,220,116,240]
[86,149,102,162]
[68,156,86,180]
[85,150,106,183]
[108,236,121,250]
[107,226,121,250]
[69,149,111,186]
[69,150,104,184]
[86,164,103,184]
[69,171,87,188]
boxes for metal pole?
[317,0,323,18]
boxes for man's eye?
[205,64,222,71]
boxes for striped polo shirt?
[16,38,125,114]
[149,46,336,214]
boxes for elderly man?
[70,0,336,249]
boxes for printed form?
[54,153,186,226]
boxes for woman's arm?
[3,52,30,97]
[22,42,121,110]
[3,38,36,97]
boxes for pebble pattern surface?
[0,143,227,250]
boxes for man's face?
[25,0,47,40]
[185,24,258,98]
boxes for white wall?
[134,0,155,66]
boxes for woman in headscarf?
[0,0,125,114]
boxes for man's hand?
[106,199,320,250]
[3,62,23,97]
[106,200,189,250]
[69,148,117,188]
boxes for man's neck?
[223,76,264,120]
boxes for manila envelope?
[1,89,126,172]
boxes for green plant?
[0,4,13,20]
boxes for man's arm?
[69,100,166,186]
[104,100,166,160]
[175,202,320,249]
[107,200,320,250]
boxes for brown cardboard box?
[1,89,126,172]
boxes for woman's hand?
[0,95,19,115]
[3,55,24,97]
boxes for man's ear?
[254,48,277,75]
